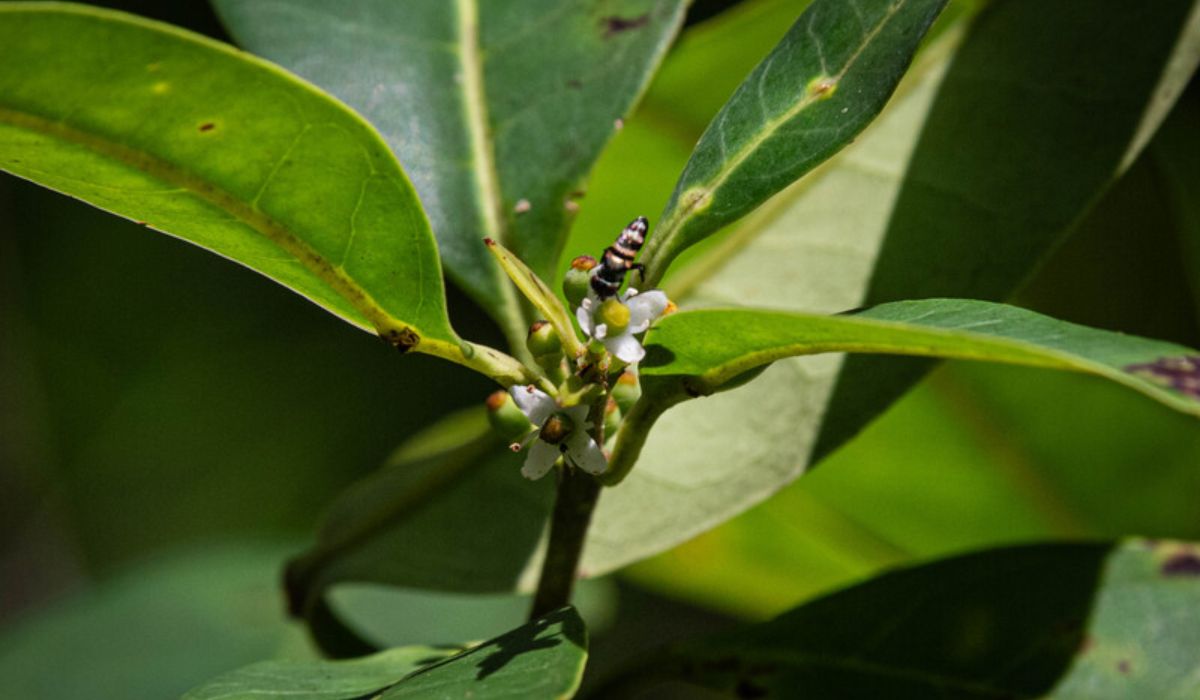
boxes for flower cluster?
[509,385,606,480]
[488,224,671,480]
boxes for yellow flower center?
[598,298,630,335]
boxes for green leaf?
[639,0,949,284]
[213,0,688,345]
[620,540,1200,697]
[0,5,488,367]
[380,606,587,699]
[601,300,1200,483]
[186,606,587,700]
[183,647,459,700]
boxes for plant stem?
[529,397,607,619]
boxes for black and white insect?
[590,216,648,299]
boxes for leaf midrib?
[455,0,529,347]
[0,103,405,335]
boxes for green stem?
[529,397,607,619]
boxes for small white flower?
[509,385,607,479]
[576,288,669,364]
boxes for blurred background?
[2,0,1198,697]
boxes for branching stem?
[529,395,607,619]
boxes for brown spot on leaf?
[383,327,420,353]
[1162,552,1200,577]
[1117,659,1131,675]
[566,78,583,89]
[1124,355,1200,398]
[602,13,650,38]
[198,122,215,132]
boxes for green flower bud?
[563,255,598,308]
[538,411,575,445]
[598,298,630,336]
[527,320,566,383]
[603,397,621,437]
[527,320,563,358]
[486,390,533,441]
[612,370,641,413]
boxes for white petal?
[521,440,560,480]
[605,332,645,364]
[564,404,593,431]
[625,290,669,333]
[576,304,594,337]
[594,323,608,340]
[509,385,556,426]
[565,432,607,474]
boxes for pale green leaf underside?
[214,0,688,345]
[651,540,1200,697]
[641,300,1200,416]
[0,4,474,362]
[185,607,587,700]
[641,0,948,284]
[577,0,1200,588]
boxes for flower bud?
[486,390,534,440]
[563,255,598,308]
[598,298,630,335]
[538,411,575,444]
[603,397,621,437]
[527,320,562,358]
[612,370,641,413]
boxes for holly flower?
[576,288,669,364]
[509,385,607,480]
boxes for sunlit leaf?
[186,607,588,700]
[214,0,688,346]
[183,647,459,700]
[0,5,471,360]
[639,0,949,283]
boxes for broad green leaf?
[0,4,536,377]
[0,542,312,700]
[617,540,1200,697]
[601,300,1200,483]
[383,606,586,700]
[186,607,587,700]
[638,0,949,284]
[626,361,1200,618]
[214,0,688,346]
[183,647,459,700]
